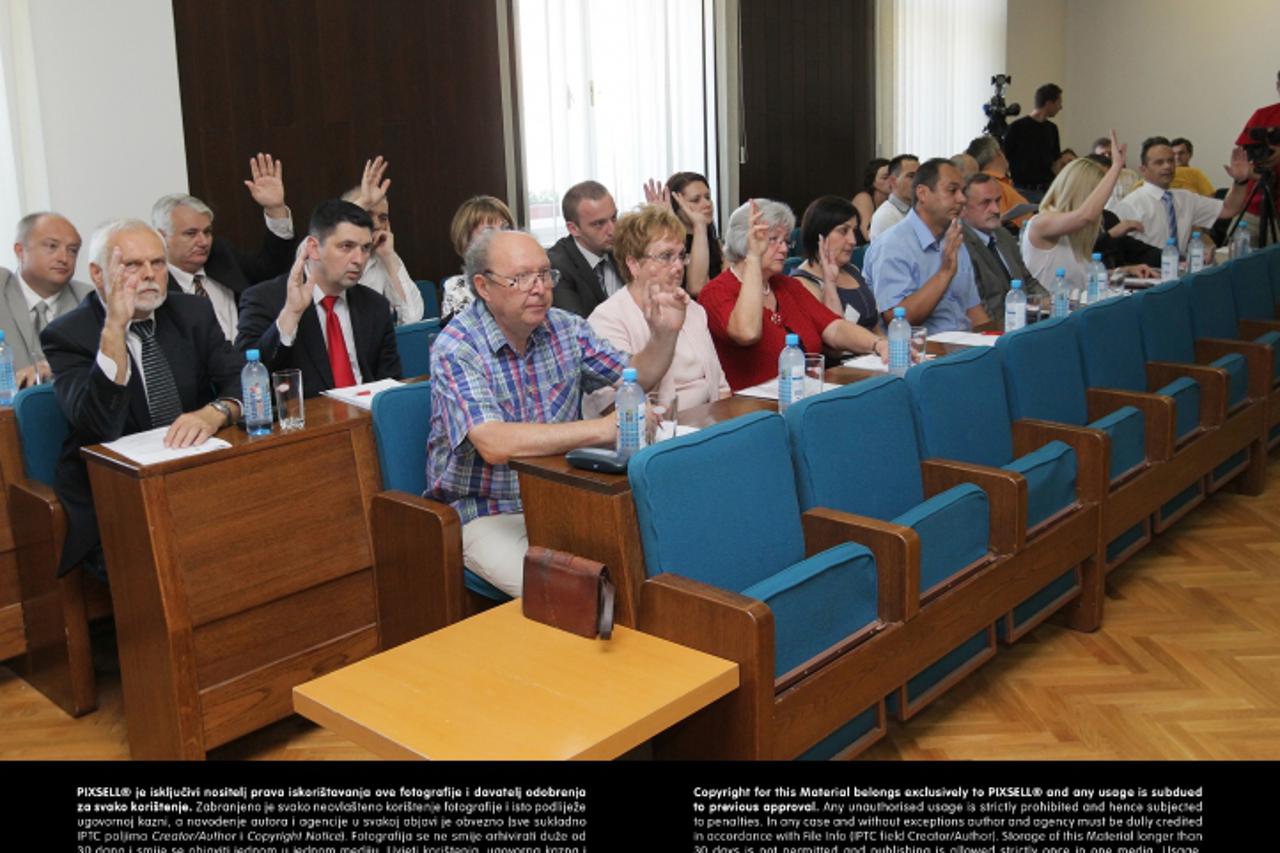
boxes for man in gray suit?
[960,174,1047,321]
[2,212,92,386]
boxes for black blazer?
[41,293,245,575]
[548,235,614,317]
[235,274,401,397]
[167,230,297,299]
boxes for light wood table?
[293,600,739,760]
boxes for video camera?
[982,75,1021,141]
[1243,126,1280,165]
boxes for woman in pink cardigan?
[584,205,730,417]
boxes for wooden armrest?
[1146,361,1227,428]
[1195,338,1272,400]
[639,573,774,758]
[370,490,464,648]
[1012,419,1108,504]
[1086,388,1175,463]
[920,459,1025,555]
[1239,318,1280,339]
[9,479,68,602]
[801,507,917,622]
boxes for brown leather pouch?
[522,547,615,639]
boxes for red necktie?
[321,294,357,388]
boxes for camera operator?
[1235,69,1280,243]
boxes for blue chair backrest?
[1069,295,1148,392]
[629,411,806,592]
[394,319,441,379]
[1231,253,1275,321]
[1186,267,1238,340]
[370,381,432,495]
[1133,279,1196,364]
[785,376,926,521]
[13,384,68,487]
[851,244,868,270]
[995,317,1089,426]
[904,347,1014,467]
[415,280,439,319]
[783,256,803,275]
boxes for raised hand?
[745,199,769,262]
[675,190,710,228]
[284,243,315,318]
[373,228,396,259]
[104,246,140,330]
[817,233,840,284]
[1109,129,1126,167]
[643,178,672,211]
[244,152,287,216]
[644,280,689,335]
[357,156,391,209]
[1225,146,1253,183]
[940,218,963,277]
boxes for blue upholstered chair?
[368,382,506,647]
[8,384,107,717]
[630,411,898,759]
[904,347,1105,642]
[1228,254,1280,449]
[996,317,1156,570]
[1133,278,1268,494]
[414,279,440,319]
[393,319,441,379]
[782,256,803,275]
[785,377,996,720]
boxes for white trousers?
[461,512,528,598]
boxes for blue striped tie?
[1162,191,1179,248]
[131,318,184,428]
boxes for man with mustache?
[41,219,246,577]
[1,212,93,386]
[235,199,401,396]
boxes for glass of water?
[272,369,305,431]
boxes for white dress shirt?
[1108,181,1222,253]
[869,195,910,240]
[361,254,425,324]
[167,265,239,342]
[575,240,623,297]
[277,286,363,385]
[17,274,66,333]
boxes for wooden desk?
[82,396,383,759]
[293,600,738,760]
[0,409,25,659]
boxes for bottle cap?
[785,333,800,346]
[1192,231,1200,238]
[1167,237,1176,246]
[622,367,638,382]
[1011,279,1022,289]
[1091,252,1102,261]
[1055,267,1066,276]
[893,307,906,319]
[0,330,6,343]
[246,349,260,361]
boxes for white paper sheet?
[841,354,890,372]
[654,423,700,441]
[929,331,998,347]
[101,427,231,466]
[736,379,843,400]
[321,378,404,410]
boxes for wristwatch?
[209,400,234,427]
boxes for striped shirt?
[427,298,629,523]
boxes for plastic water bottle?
[1231,222,1252,260]
[1004,279,1027,332]
[887,308,911,377]
[1051,268,1070,319]
[777,333,805,411]
[615,367,646,458]
[0,331,14,406]
[1188,232,1205,273]
[1086,253,1106,304]
[242,349,273,436]
[1161,238,1179,281]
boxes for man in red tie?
[236,199,401,396]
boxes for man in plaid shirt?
[428,229,688,595]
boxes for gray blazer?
[961,224,1047,320]
[0,266,92,370]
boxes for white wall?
[1062,0,1278,170]
[1005,0,1067,143]
[5,0,187,277]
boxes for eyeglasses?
[483,268,561,292]
[766,233,790,246]
[641,251,690,267]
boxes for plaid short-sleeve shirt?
[426,299,629,523]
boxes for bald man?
[1,212,93,385]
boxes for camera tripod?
[1232,166,1279,249]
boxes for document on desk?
[842,354,889,372]
[930,331,998,347]
[322,379,404,410]
[736,379,843,400]
[101,427,232,466]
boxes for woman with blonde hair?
[440,195,515,321]
[1021,130,1155,290]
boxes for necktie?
[1162,191,1179,248]
[594,259,607,294]
[191,273,208,298]
[321,294,357,388]
[987,234,1012,282]
[132,318,184,428]
[32,302,50,335]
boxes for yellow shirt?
[1171,166,1216,197]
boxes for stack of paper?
[322,379,405,410]
[736,379,843,401]
[102,427,231,466]
[930,331,998,347]
[841,354,889,372]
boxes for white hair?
[723,199,795,263]
[150,193,214,234]
[87,219,166,271]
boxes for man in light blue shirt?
[863,158,990,334]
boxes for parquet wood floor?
[2,455,1279,761]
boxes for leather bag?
[522,547,615,639]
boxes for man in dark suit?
[236,200,400,397]
[547,180,621,317]
[960,173,1048,320]
[3,211,92,384]
[42,220,245,576]
[152,153,297,342]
